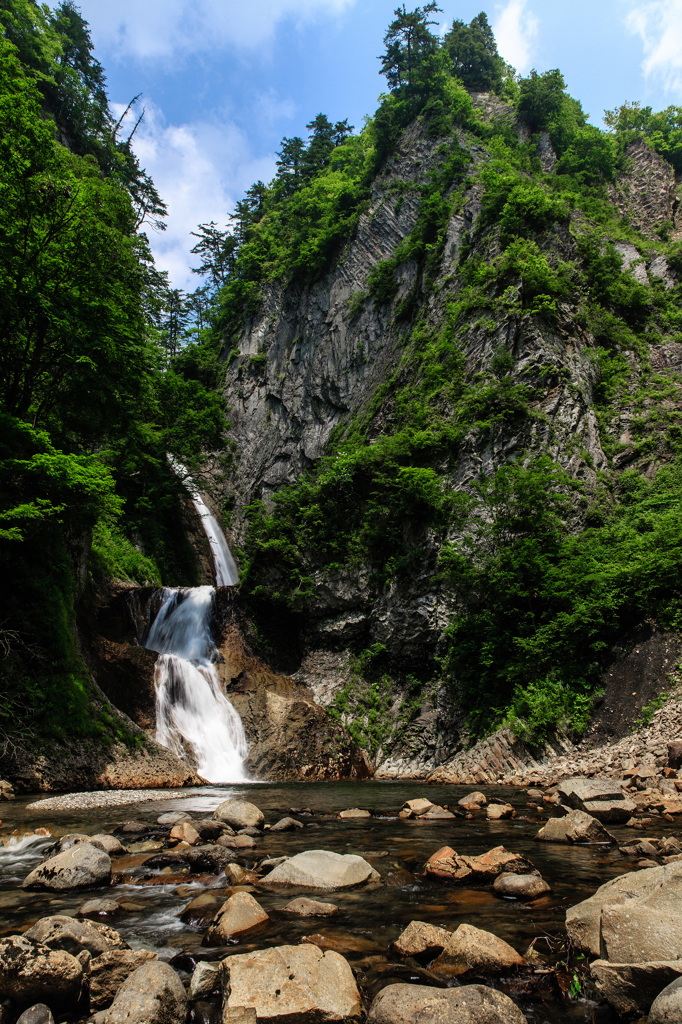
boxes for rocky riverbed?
[1,778,682,1023]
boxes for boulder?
[16,1007,54,1024]
[180,893,220,926]
[590,960,682,1016]
[224,863,260,885]
[23,844,111,892]
[458,792,487,809]
[189,961,221,1001]
[432,923,525,977]
[193,818,229,840]
[668,741,682,770]
[404,798,434,814]
[212,799,264,829]
[89,835,126,856]
[169,822,201,845]
[262,850,380,889]
[366,983,528,1024]
[418,805,455,819]
[221,943,362,1022]
[89,949,158,1010]
[650,975,682,1024]
[424,845,536,883]
[486,803,513,821]
[78,899,120,918]
[24,916,128,958]
[493,873,551,900]
[392,921,451,959]
[558,777,635,822]
[156,811,192,825]
[0,779,15,800]
[338,808,370,819]
[52,834,90,853]
[535,809,615,845]
[203,892,270,945]
[269,817,304,832]
[566,861,682,958]
[281,898,339,918]
[0,935,84,1009]
[220,834,256,850]
[91,961,187,1024]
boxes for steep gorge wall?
[218,96,681,773]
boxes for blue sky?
[68,0,682,290]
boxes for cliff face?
[219,94,681,773]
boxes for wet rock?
[261,856,288,870]
[432,923,525,977]
[193,819,229,841]
[23,844,112,892]
[590,960,682,1016]
[180,893,220,926]
[269,816,304,832]
[424,845,536,883]
[620,839,660,858]
[366,982,528,1024]
[89,949,158,1010]
[418,805,455,820]
[668,741,682,770]
[189,961,220,1001]
[338,808,370,819]
[0,934,85,1009]
[281,898,339,918]
[0,779,15,800]
[23,916,129,957]
[156,811,192,825]
[169,822,201,845]
[221,943,362,1022]
[90,960,187,1024]
[582,798,637,823]
[535,809,616,845]
[263,849,379,890]
[127,840,163,853]
[392,921,451,959]
[89,835,126,856]
[78,899,121,918]
[192,1000,221,1024]
[118,821,148,835]
[300,933,376,954]
[458,791,487,809]
[486,803,513,821]
[51,833,90,853]
[203,892,270,945]
[493,873,551,900]
[220,834,257,850]
[212,799,264,829]
[649,975,682,1023]
[16,1006,54,1024]
[566,861,682,958]
[224,863,261,885]
[239,826,263,837]
[403,799,433,815]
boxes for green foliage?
[604,101,682,172]
[443,12,505,93]
[90,521,161,585]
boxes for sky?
[63,0,682,291]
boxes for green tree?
[443,12,504,93]
[379,2,441,96]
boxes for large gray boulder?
[431,924,525,978]
[90,961,187,1024]
[366,983,528,1024]
[589,960,682,1016]
[262,849,380,889]
[535,809,615,845]
[23,844,111,892]
[212,798,264,829]
[566,861,682,959]
[0,935,85,1009]
[649,976,682,1024]
[89,949,158,1010]
[557,777,636,823]
[203,891,270,945]
[221,943,362,1022]
[493,873,551,900]
[23,916,128,957]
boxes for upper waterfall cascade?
[143,466,248,783]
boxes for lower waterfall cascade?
[143,471,249,783]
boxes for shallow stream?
[1,780,669,1023]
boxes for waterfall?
[143,464,249,783]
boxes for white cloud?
[492,0,539,75]
[624,0,682,92]
[75,0,355,60]
[116,101,277,289]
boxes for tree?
[604,101,682,173]
[378,3,441,96]
[443,12,504,93]
[160,288,191,360]
[517,68,567,133]
[190,221,238,291]
[275,135,306,195]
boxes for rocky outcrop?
[22,845,112,892]
[607,140,677,239]
[262,849,380,889]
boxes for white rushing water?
[143,464,249,783]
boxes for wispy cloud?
[624,0,682,92]
[76,0,355,60]
[116,102,276,289]
[492,0,539,75]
